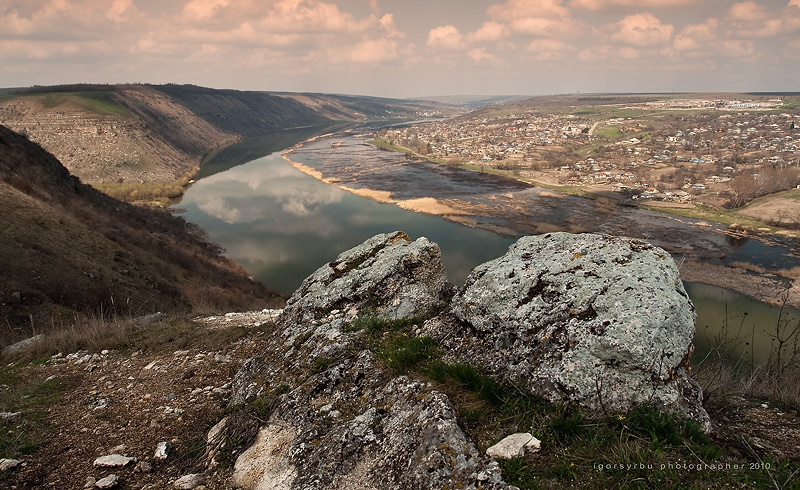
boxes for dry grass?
[693,290,800,410]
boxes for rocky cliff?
[222,231,707,489]
[0,85,450,190]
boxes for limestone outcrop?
[227,231,708,489]
[441,232,708,426]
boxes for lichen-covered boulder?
[282,231,450,324]
[446,232,707,426]
[232,352,510,490]
[227,233,510,489]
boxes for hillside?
[0,124,282,345]
[0,84,451,203]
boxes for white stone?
[174,473,205,489]
[0,458,22,471]
[95,474,119,488]
[154,441,169,460]
[486,433,541,460]
[93,454,133,467]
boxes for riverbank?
[282,138,800,309]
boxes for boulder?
[281,231,450,325]
[231,352,510,490]
[445,232,707,425]
[228,231,709,490]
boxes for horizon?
[1,1,799,99]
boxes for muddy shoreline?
[283,139,800,308]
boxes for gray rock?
[2,334,45,356]
[93,454,133,467]
[0,458,22,472]
[282,231,449,324]
[133,311,165,327]
[447,232,707,426]
[174,473,205,489]
[232,352,510,490]
[95,474,119,488]
[486,433,541,460]
[228,231,709,490]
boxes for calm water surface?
[180,152,514,295]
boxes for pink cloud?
[728,1,769,21]
[427,25,465,50]
[487,0,570,20]
[182,0,230,22]
[570,0,696,10]
[610,12,673,47]
[467,47,496,62]
[467,21,507,43]
[345,37,398,63]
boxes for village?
[375,96,800,209]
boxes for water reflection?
[180,152,515,295]
[688,282,800,363]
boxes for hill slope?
[0,84,451,196]
[0,124,281,344]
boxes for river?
[178,131,800,363]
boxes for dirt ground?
[1,310,280,489]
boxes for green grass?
[92,179,190,207]
[38,92,129,118]
[339,314,800,489]
[594,125,623,139]
[0,366,63,459]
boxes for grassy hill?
[0,124,282,345]
[0,84,451,204]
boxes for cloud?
[467,47,496,62]
[467,21,507,43]
[611,12,674,47]
[487,0,570,20]
[569,0,696,10]
[525,38,576,60]
[182,0,229,22]
[427,25,465,50]
[728,1,769,21]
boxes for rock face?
[282,231,449,324]
[444,232,706,425]
[228,231,508,489]
[228,231,708,490]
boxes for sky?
[1,0,799,98]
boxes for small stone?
[109,444,126,454]
[84,476,97,488]
[93,454,134,467]
[154,441,169,460]
[207,418,227,445]
[486,433,541,460]
[134,461,152,473]
[167,393,177,401]
[95,474,119,488]
[214,353,230,363]
[173,473,205,489]
[0,458,22,472]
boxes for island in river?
[283,132,800,309]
